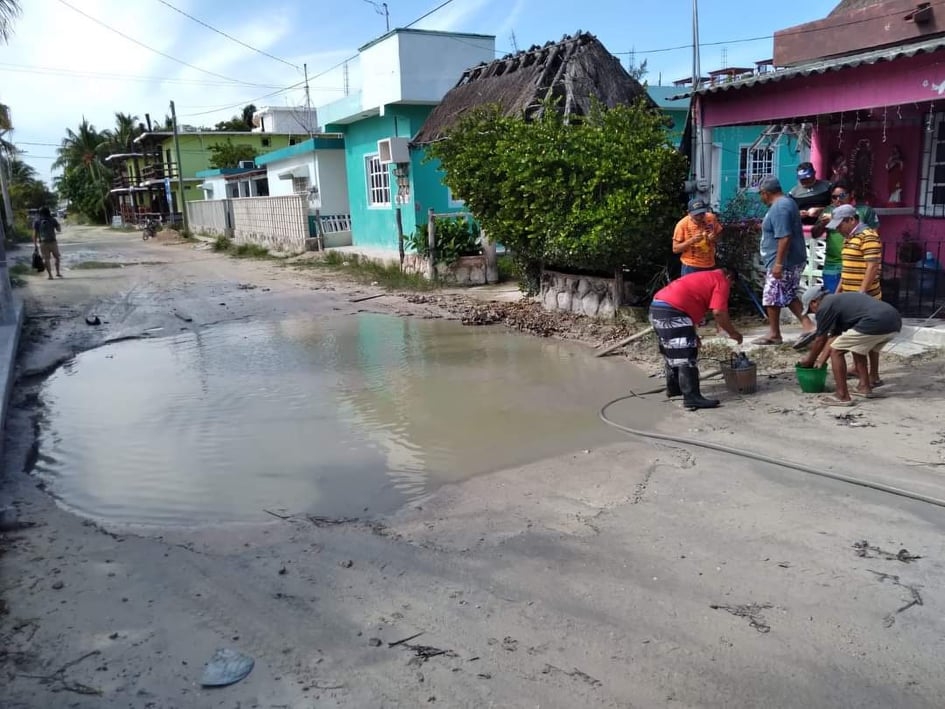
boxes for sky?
[1,0,840,184]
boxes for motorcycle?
[143,218,160,240]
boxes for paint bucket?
[795,363,828,393]
[721,361,757,395]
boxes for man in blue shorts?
[755,176,815,346]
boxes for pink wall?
[702,52,945,128]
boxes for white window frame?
[365,154,391,208]
[738,144,776,190]
[920,112,945,217]
[292,176,310,195]
[447,186,465,208]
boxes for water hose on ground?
[598,377,945,509]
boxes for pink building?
[691,0,945,315]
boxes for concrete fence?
[186,199,232,237]
[187,195,309,253]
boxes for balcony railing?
[140,163,179,182]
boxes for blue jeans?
[680,264,714,277]
[822,272,840,294]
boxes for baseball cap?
[826,203,857,230]
[801,284,827,316]
[687,198,708,216]
[797,166,815,180]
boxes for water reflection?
[35,314,650,526]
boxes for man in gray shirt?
[756,176,814,345]
[798,286,902,405]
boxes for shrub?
[405,215,481,266]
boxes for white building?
[252,106,318,135]
[254,134,351,246]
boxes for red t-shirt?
[652,270,731,323]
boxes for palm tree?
[0,0,20,43]
[106,112,143,154]
[54,118,110,178]
[0,102,13,156]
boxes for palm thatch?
[412,32,653,145]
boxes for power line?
[0,62,286,89]
[54,0,275,89]
[405,0,458,29]
[179,80,309,118]
[154,0,301,71]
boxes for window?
[261,137,271,147]
[292,176,310,194]
[921,113,945,216]
[447,186,465,208]
[289,137,299,146]
[738,146,775,189]
[365,154,391,207]
[254,178,270,197]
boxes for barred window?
[920,113,945,216]
[365,155,390,207]
[292,176,310,194]
[739,146,775,189]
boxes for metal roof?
[671,36,945,100]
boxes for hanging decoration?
[927,102,935,132]
[886,145,904,207]
[882,106,888,143]
[838,111,844,147]
[854,110,861,132]
[897,104,902,121]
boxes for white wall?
[265,156,313,198]
[314,151,349,215]
[253,107,318,135]
[200,176,227,201]
[361,31,495,110]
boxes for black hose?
[599,386,945,509]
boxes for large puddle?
[34,314,654,526]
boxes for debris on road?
[710,603,774,633]
[853,540,922,563]
[199,648,254,687]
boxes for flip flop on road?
[752,336,783,346]
[852,390,885,399]
[792,331,817,350]
[820,395,855,407]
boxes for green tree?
[428,98,687,294]
[213,104,257,132]
[207,138,258,169]
[105,112,143,153]
[54,118,112,222]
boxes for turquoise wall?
[713,125,801,207]
[328,105,461,251]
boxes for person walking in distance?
[33,206,62,280]
[649,267,744,410]
[754,177,815,346]
[672,198,722,276]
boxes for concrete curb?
[0,297,25,460]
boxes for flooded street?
[36,313,649,525]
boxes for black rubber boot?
[665,365,682,398]
[678,364,719,410]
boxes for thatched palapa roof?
[412,31,652,145]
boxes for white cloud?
[0,0,358,183]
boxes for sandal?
[820,395,855,407]
[851,390,884,399]
[752,336,783,346]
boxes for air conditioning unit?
[377,137,409,165]
[238,160,256,169]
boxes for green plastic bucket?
[795,364,828,393]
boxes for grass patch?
[233,242,271,259]
[9,262,31,277]
[72,261,125,270]
[306,251,438,291]
[212,235,232,252]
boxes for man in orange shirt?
[673,199,723,276]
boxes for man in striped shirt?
[826,203,883,298]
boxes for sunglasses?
[831,192,849,201]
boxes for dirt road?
[3,226,945,708]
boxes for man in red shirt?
[649,267,744,409]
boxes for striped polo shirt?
[840,225,882,298]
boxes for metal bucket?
[720,362,757,395]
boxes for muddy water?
[35,314,657,526]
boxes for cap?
[759,176,781,193]
[687,198,708,216]
[797,166,815,180]
[826,203,857,230]
[801,284,827,316]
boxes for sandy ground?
[3,225,945,708]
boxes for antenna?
[510,30,519,53]
[302,63,314,138]
[721,47,728,69]
[628,47,636,73]
[343,61,350,96]
[362,0,390,32]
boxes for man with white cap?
[797,286,901,406]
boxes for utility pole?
[303,64,323,250]
[169,100,190,236]
[690,0,706,201]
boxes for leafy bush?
[212,235,232,252]
[427,98,688,294]
[405,215,481,266]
